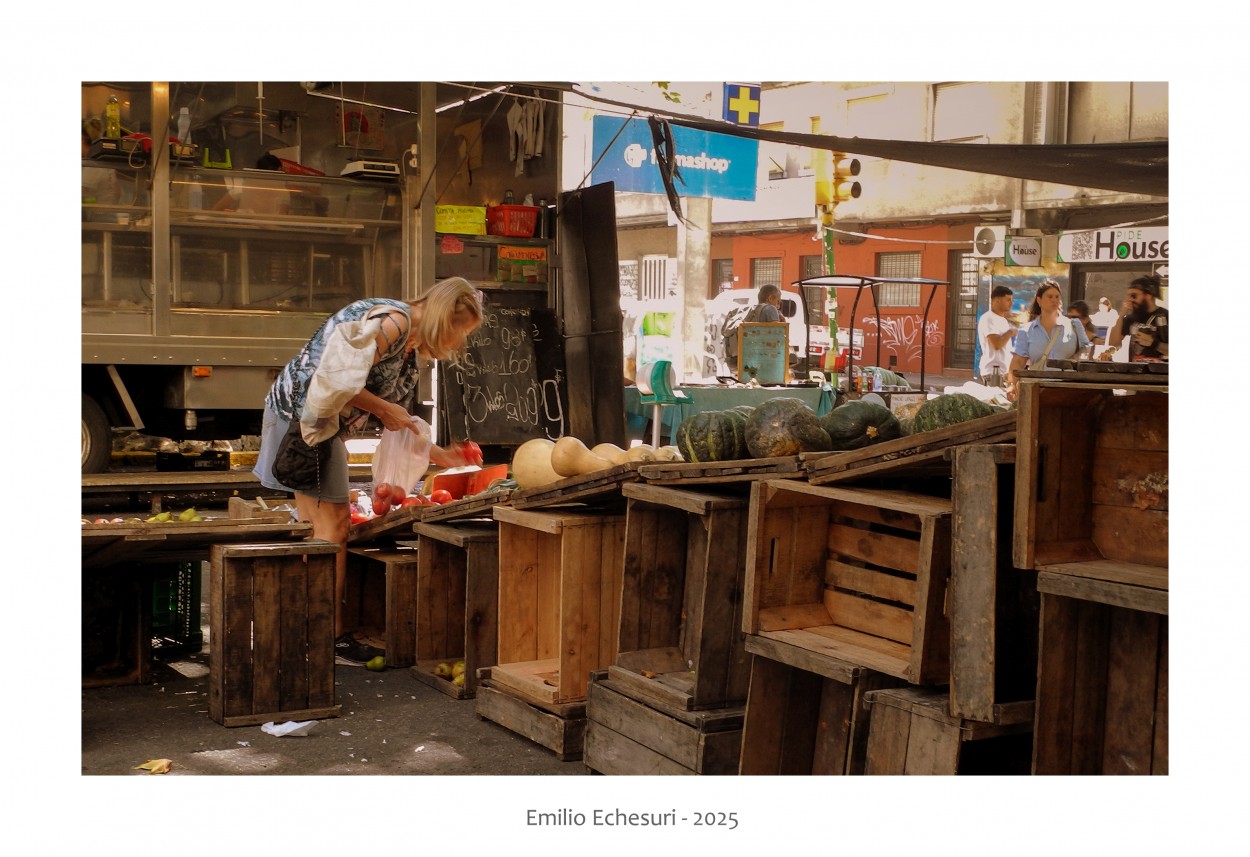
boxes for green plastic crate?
[151,562,203,651]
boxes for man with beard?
[1101,275,1168,361]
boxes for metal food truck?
[81,81,564,472]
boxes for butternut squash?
[590,442,631,466]
[625,444,657,462]
[654,445,682,462]
[550,436,614,476]
[510,438,562,489]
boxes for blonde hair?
[409,277,484,361]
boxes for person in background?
[1101,274,1168,361]
[1005,279,1091,400]
[977,285,1018,386]
[254,277,485,665]
[1066,300,1099,343]
[1090,296,1120,336]
[751,284,783,323]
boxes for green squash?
[818,400,902,451]
[911,393,999,434]
[675,410,748,463]
[745,398,832,458]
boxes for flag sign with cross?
[723,83,761,127]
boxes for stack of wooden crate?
[584,482,753,775]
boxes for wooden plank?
[903,712,962,775]
[621,481,749,514]
[766,626,911,680]
[774,666,823,774]
[346,505,424,543]
[474,683,586,761]
[1038,560,1167,592]
[585,678,742,772]
[949,443,1000,722]
[584,721,694,775]
[823,590,914,646]
[279,556,310,711]
[1101,607,1160,775]
[863,693,913,774]
[738,655,790,774]
[637,456,804,486]
[827,523,921,574]
[910,516,952,686]
[743,633,863,684]
[490,659,562,705]
[250,557,282,717]
[383,553,419,667]
[496,523,540,664]
[219,553,254,720]
[1036,570,1168,615]
[689,504,752,707]
[509,462,639,510]
[415,491,511,524]
[304,552,337,710]
[463,535,500,696]
[1012,380,1043,570]
[811,678,856,774]
[561,524,595,702]
[1068,599,1111,775]
[807,411,1017,484]
[757,603,831,633]
[1091,505,1168,568]
[1152,625,1169,775]
[1091,448,1168,510]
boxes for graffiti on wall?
[860,315,943,364]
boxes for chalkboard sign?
[737,322,789,385]
[440,291,567,445]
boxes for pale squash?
[590,442,631,466]
[625,444,657,462]
[550,436,614,476]
[511,438,562,489]
[654,445,682,461]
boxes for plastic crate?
[151,561,203,651]
[486,204,539,237]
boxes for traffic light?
[830,152,861,203]
[814,150,862,209]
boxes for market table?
[624,383,834,443]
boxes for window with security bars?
[712,258,734,297]
[751,257,782,290]
[801,254,825,279]
[876,251,921,306]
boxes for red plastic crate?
[486,204,539,237]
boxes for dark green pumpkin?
[745,398,832,458]
[675,409,748,462]
[818,400,902,450]
[911,393,999,434]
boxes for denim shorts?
[253,407,349,504]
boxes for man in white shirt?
[977,285,1018,385]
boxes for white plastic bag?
[372,415,433,494]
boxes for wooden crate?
[738,635,902,775]
[409,522,499,699]
[608,483,751,711]
[344,543,418,667]
[863,686,1033,775]
[208,541,341,727]
[1013,378,1168,571]
[82,566,150,688]
[509,463,639,510]
[491,505,626,704]
[744,480,952,684]
[948,443,1039,722]
[584,671,744,775]
[474,668,586,761]
[637,455,805,486]
[1032,565,1167,775]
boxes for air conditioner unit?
[971,225,1006,259]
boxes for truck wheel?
[82,394,111,474]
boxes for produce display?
[910,392,1000,434]
[744,398,833,458]
[433,659,468,688]
[508,435,681,490]
[82,507,203,525]
[818,400,902,450]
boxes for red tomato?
[400,496,424,508]
[390,485,406,503]
[350,511,371,526]
[375,482,393,502]
[429,489,454,505]
[461,441,483,465]
[372,496,390,516]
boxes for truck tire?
[82,393,111,474]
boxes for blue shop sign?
[591,115,758,201]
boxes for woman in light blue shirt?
[1006,279,1091,399]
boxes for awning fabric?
[558,83,1168,198]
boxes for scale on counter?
[340,159,400,179]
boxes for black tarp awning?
[553,83,1168,198]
